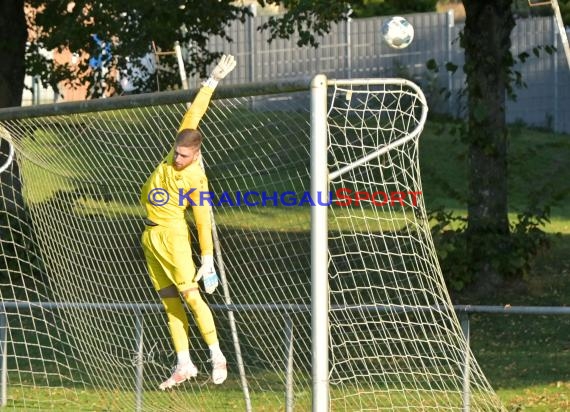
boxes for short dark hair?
[175,129,202,148]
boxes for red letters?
[333,188,422,207]
[334,188,353,206]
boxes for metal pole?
[174,42,189,91]
[447,9,455,116]
[346,9,353,79]
[551,0,570,71]
[460,313,471,412]
[32,76,40,105]
[0,138,14,175]
[553,17,559,133]
[212,218,253,412]
[310,74,330,412]
[248,4,257,83]
[134,309,144,412]
[0,311,7,407]
[285,315,295,412]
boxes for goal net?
[0,78,502,411]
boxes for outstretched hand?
[210,54,237,81]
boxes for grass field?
[2,104,570,411]
[418,121,570,411]
[469,234,570,412]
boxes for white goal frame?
[310,75,429,411]
[0,136,14,174]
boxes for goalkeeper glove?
[195,255,219,294]
[202,54,237,89]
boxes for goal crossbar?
[0,79,310,121]
[328,78,428,181]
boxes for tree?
[257,1,436,46]
[24,0,251,100]
[267,0,545,292]
[0,0,27,107]
[350,0,438,18]
[563,0,570,23]
[461,0,516,292]
[513,0,570,24]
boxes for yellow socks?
[182,291,218,345]
[161,297,190,353]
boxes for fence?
[209,11,570,133]
[0,301,568,411]
[26,11,570,133]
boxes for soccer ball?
[381,16,414,50]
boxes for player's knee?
[158,284,178,298]
[181,288,202,308]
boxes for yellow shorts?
[141,225,198,292]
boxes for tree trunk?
[462,0,515,293]
[0,0,26,108]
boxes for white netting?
[324,79,502,410]
[0,89,314,411]
[0,80,502,411]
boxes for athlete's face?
[173,145,199,171]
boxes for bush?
[429,206,551,292]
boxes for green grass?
[428,117,570,411]
[4,385,293,412]
[497,382,570,412]
[419,120,570,221]
[472,233,570,411]
[5,379,505,411]
[5,108,570,411]
[419,121,570,412]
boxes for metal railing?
[0,301,568,411]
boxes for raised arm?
[187,54,236,294]
[177,54,237,133]
[177,86,214,133]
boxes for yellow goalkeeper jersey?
[140,85,214,256]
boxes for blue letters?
[200,191,215,206]
[216,191,235,207]
[298,192,316,207]
[261,191,279,207]
[243,191,260,206]
[280,191,297,206]
[317,191,333,206]
[178,188,197,206]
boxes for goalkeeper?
[140,54,236,390]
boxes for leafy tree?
[0,0,27,107]
[0,0,441,106]
[513,0,570,23]
[461,0,516,291]
[258,0,436,44]
[24,0,250,99]
[563,0,570,23]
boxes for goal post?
[0,135,14,174]
[310,74,329,412]
[0,80,316,411]
[310,74,504,411]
